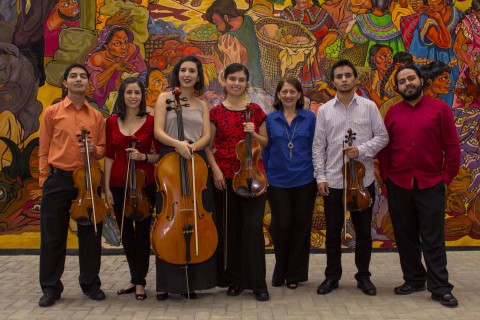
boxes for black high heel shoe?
[117,286,135,295]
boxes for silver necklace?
[283,117,298,159]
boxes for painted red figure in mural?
[85,26,147,106]
[43,0,81,56]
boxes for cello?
[232,103,267,198]
[70,127,110,235]
[151,88,218,268]
[119,135,151,240]
[342,128,372,212]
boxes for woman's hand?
[212,167,226,190]
[105,189,114,210]
[125,148,145,161]
[175,140,194,160]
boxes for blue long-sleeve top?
[263,109,316,188]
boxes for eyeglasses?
[279,90,299,96]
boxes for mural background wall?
[0,0,479,250]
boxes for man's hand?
[318,182,329,196]
[343,146,359,159]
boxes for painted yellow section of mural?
[1,0,480,250]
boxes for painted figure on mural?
[421,61,452,100]
[453,0,480,109]
[280,0,340,87]
[85,25,147,107]
[321,0,354,33]
[378,65,460,307]
[204,0,272,112]
[400,0,461,106]
[368,44,396,107]
[0,43,42,159]
[43,0,81,57]
[12,0,58,86]
[345,0,405,65]
[144,67,168,112]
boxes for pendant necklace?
[283,116,298,159]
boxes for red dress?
[105,114,160,187]
[210,103,266,179]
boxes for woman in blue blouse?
[263,76,317,289]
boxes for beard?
[399,85,423,101]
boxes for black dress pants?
[323,183,375,281]
[111,183,155,287]
[268,180,317,284]
[39,173,102,296]
[214,179,268,293]
[387,179,453,295]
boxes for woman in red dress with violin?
[105,77,159,300]
[205,63,270,301]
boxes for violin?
[342,128,372,212]
[151,88,218,266]
[232,103,267,198]
[121,135,151,224]
[70,127,110,234]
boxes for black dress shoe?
[39,293,60,307]
[357,278,377,296]
[85,288,106,301]
[316,279,339,295]
[156,292,169,301]
[394,282,426,295]
[183,291,198,299]
[254,291,270,301]
[431,293,458,307]
[227,286,242,296]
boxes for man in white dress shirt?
[312,59,388,296]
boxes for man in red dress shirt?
[378,65,460,307]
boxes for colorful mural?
[0,0,479,249]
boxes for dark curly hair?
[114,77,148,120]
[272,76,305,111]
[169,55,205,94]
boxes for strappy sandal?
[287,282,298,289]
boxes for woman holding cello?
[153,56,216,300]
[262,76,317,290]
[205,63,270,301]
[105,77,159,300]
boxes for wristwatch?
[143,154,149,162]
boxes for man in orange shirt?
[38,63,106,307]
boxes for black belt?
[51,167,73,177]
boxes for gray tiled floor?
[0,251,478,319]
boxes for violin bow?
[224,188,228,270]
[83,131,99,235]
[343,140,348,244]
[120,140,134,244]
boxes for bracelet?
[143,154,149,162]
